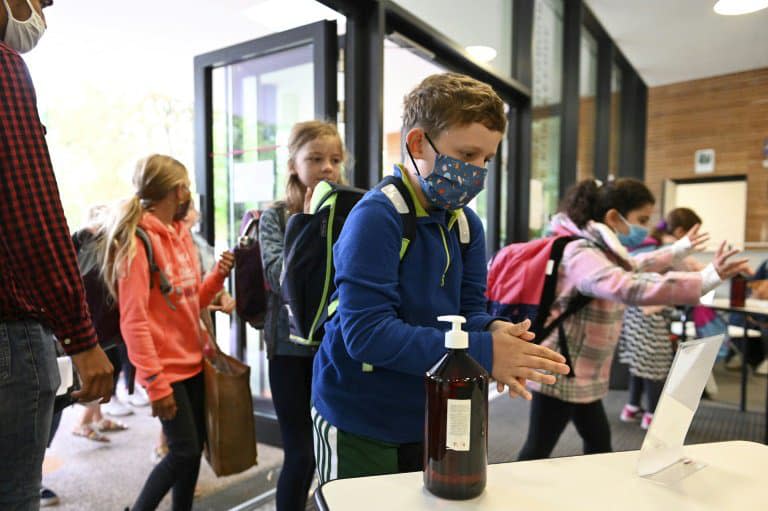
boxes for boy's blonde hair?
[101,154,188,299]
[284,120,347,214]
[402,72,506,138]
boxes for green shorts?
[311,407,423,483]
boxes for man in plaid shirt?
[0,2,114,508]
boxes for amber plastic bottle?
[730,274,747,307]
[424,315,488,500]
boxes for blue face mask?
[616,214,649,248]
[406,134,487,210]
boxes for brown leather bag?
[200,311,258,476]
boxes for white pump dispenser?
[437,315,468,349]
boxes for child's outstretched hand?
[489,319,570,400]
[712,241,752,279]
[682,223,710,252]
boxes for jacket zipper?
[438,225,450,287]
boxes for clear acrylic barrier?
[637,334,725,482]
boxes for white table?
[315,441,768,510]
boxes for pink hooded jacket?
[119,213,225,401]
[530,213,704,403]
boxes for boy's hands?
[489,319,570,400]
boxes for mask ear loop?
[405,131,440,177]
[423,133,440,154]
[405,142,422,177]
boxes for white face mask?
[3,0,46,53]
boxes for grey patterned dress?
[618,306,676,381]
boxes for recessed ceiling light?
[465,45,497,63]
[713,0,768,15]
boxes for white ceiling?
[586,0,768,87]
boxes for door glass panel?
[211,44,315,399]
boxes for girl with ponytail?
[104,154,234,511]
[518,179,750,461]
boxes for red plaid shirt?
[0,42,97,354]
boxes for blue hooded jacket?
[311,166,498,444]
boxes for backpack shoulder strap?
[135,227,176,310]
[377,175,417,260]
[532,236,592,378]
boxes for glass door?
[194,21,337,428]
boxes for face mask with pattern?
[406,133,487,210]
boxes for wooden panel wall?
[645,68,768,244]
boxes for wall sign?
[694,148,715,174]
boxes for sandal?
[95,418,128,432]
[72,424,110,443]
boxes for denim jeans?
[0,320,60,511]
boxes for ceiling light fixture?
[713,0,768,15]
[465,45,497,63]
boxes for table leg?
[740,348,748,412]
[740,312,748,412]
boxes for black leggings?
[269,355,315,511]
[628,375,665,414]
[132,372,205,511]
[518,392,612,461]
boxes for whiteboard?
[664,179,746,251]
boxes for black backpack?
[73,227,173,349]
[280,175,471,347]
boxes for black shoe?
[40,487,60,507]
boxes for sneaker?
[128,387,150,407]
[641,412,653,430]
[102,400,133,417]
[755,359,768,376]
[40,487,59,507]
[619,404,644,422]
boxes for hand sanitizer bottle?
[424,315,488,500]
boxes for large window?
[530,0,564,237]
[393,0,513,78]
[610,63,623,179]
[25,0,342,230]
[578,28,598,181]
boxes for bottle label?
[446,399,471,451]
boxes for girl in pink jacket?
[101,155,234,510]
[518,178,749,460]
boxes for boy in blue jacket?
[312,73,570,481]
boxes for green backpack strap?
[135,226,176,311]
